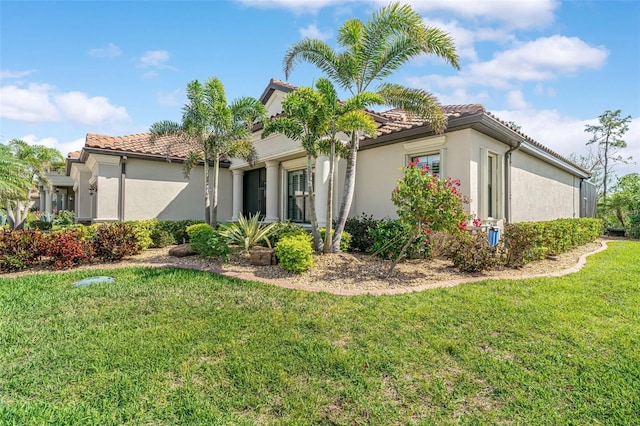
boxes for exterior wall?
[466,130,507,220]
[354,131,475,219]
[76,154,232,223]
[510,150,581,222]
[124,158,232,222]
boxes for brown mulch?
[1,240,607,293]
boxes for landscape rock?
[250,247,276,266]
[168,244,196,258]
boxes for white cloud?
[237,0,559,28]
[157,89,183,107]
[88,43,122,58]
[0,81,130,127]
[138,50,170,67]
[432,88,491,106]
[0,83,60,121]
[299,23,332,41]
[505,90,530,109]
[422,18,478,62]
[20,135,86,157]
[54,92,130,127]
[0,69,35,79]
[376,0,559,30]
[412,35,609,91]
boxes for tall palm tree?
[284,2,459,251]
[150,78,266,227]
[2,139,65,229]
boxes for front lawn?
[1,241,638,425]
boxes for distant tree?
[506,121,521,131]
[585,109,633,201]
[606,173,640,229]
[150,78,266,227]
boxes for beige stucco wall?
[124,158,232,222]
[510,150,580,222]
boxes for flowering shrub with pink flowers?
[389,161,470,270]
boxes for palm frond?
[337,110,378,139]
[283,39,344,85]
[377,82,446,133]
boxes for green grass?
[1,241,638,425]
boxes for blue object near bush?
[488,227,500,246]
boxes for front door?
[243,168,266,219]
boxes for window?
[411,153,440,176]
[487,153,498,218]
[288,170,311,223]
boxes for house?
[60,78,595,226]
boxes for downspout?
[504,141,522,223]
[119,156,127,222]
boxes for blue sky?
[1,0,638,176]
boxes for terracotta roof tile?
[67,150,81,159]
[85,133,201,160]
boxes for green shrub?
[92,222,140,261]
[276,233,314,273]
[0,229,47,271]
[186,223,230,259]
[220,213,277,251]
[157,220,204,243]
[45,229,94,269]
[449,231,498,273]
[502,218,604,267]
[53,210,74,226]
[267,221,306,247]
[29,220,53,230]
[150,228,176,248]
[319,228,352,252]
[126,219,157,252]
[344,213,379,252]
[369,219,430,261]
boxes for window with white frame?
[487,153,497,218]
[287,170,311,223]
[411,152,440,176]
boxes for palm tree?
[313,78,379,253]
[283,2,460,251]
[262,86,328,250]
[2,139,65,229]
[150,78,266,227]
[0,143,31,197]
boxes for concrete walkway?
[151,241,609,297]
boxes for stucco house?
[59,78,594,226]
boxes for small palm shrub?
[220,213,277,251]
[276,233,314,273]
[368,219,430,261]
[45,229,94,269]
[449,231,498,273]
[186,223,230,260]
[0,229,47,271]
[319,228,352,252]
[92,222,140,261]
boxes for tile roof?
[84,133,201,160]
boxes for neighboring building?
[59,78,594,225]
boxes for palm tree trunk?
[323,141,336,253]
[211,151,220,228]
[332,132,358,252]
[203,152,211,226]
[306,154,322,252]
